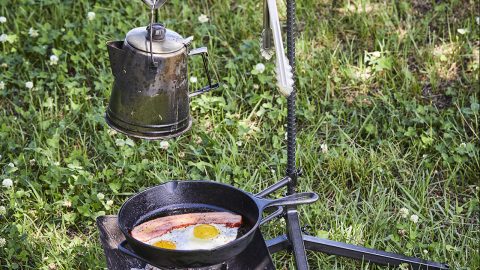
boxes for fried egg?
[147,223,239,250]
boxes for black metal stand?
[97,2,450,269]
[270,1,450,269]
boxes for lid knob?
[147,23,166,41]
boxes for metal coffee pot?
[106,23,218,139]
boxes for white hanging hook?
[142,0,166,9]
[266,0,294,97]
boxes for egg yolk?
[193,224,220,240]
[153,240,177,250]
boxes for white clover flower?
[28,28,39,38]
[190,76,198,83]
[7,162,14,168]
[476,17,480,25]
[108,129,118,136]
[25,81,34,89]
[97,193,105,200]
[423,249,429,255]
[236,141,243,146]
[2,178,13,188]
[0,238,5,247]
[354,67,372,81]
[49,55,59,65]
[410,214,419,224]
[0,206,6,215]
[0,16,6,24]
[178,151,186,158]
[0,34,7,43]
[399,207,409,219]
[371,51,381,58]
[1,63,7,68]
[198,14,209,23]
[160,140,170,150]
[460,142,466,148]
[320,143,328,154]
[194,136,203,144]
[106,200,114,206]
[87,12,96,21]
[63,200,72,208]
[254,63,266,74]
[0,81,4,90]
[457,28,469,35]
[253,84,259,90]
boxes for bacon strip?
[131,212,242,242]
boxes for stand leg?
[303,235,449,270]
[266,235,290,254]
[268,233,450,270]
[285,208,309,270]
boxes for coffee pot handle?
[188,47,220,98]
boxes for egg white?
[147,224,239,250]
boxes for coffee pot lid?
[125,23,185,54]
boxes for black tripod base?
[266,234,449,270]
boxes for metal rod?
[283,1,310,269]
[285,208,309,270]
[285,0,297,194]
[303,235,450,270]
[255,177,291,197]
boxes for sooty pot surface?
[106,24,217,140]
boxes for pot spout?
[107,41,126,77]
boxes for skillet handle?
[118,240,149,264]
[257,192,319,210]
[256,186,284,225]
[260,206,284,225]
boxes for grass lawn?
[0,0,479,269]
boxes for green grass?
[0,0,479,269]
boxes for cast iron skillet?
[117,180,318,268]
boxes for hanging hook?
[148,0,158,68]
[142,0,166,9]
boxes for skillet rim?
[117,180,263,255]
